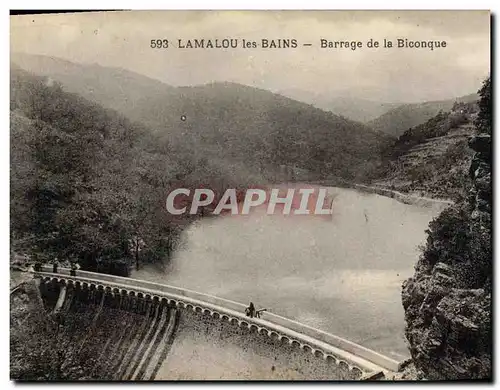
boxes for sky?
[10,10,490,103]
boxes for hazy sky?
[10,10,490,103]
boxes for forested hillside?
[372,100,479,200]
[11,52,178,117]
[11,66,259,275]
[131,81,392,180]
[11,61,393,275]
[12,53,391,181]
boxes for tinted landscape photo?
[10,10,491,381]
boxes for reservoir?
[133,186,447,361]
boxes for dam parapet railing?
[32,266,403,375]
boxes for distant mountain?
[368,94,479,137]
[12,53,399,125]
[11,53,392,181]
[323,97,400,123]
[128,80,393,180]
[10,52,177,119]
[278,88,401,123]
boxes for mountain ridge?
[12,52,478,138]
[10,53,391,182]
[367,93,479,137]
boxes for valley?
[9,50,490,381]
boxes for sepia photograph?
[9,9,492,381]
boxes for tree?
[11,67,202,274]
[475,76,491,134]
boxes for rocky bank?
[401,83,491,380]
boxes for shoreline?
[309,179,454,208]
[351,184,454,208]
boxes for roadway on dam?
[31,268,393,380]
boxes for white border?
[2,1,498,10]
[2,2,497,389]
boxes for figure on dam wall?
[245,302,256,318]
[245,303,268,319]
[70,262,80,276]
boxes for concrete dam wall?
[32,268,401,380]
[40,279,180,380]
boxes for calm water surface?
[133,186,446,360]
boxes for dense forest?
[10,54,485,280]
[11,53,391,180]
[10,66,257,275]
[9,54,491,381]
[10,63,389,275]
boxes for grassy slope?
[372,102,478,200]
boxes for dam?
[14,186,448,380]
[137,186,447,360]
[29,266,403,380]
